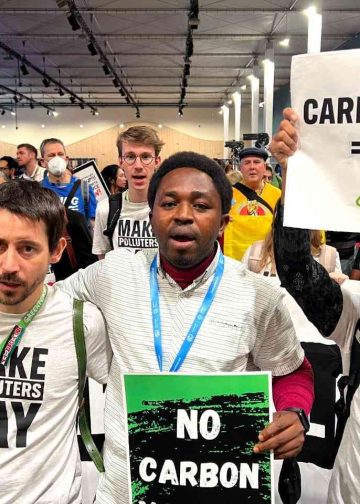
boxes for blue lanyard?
[150,252,224,372]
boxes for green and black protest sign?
[123,372,273,504]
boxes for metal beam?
[9,52,296,57]
[0,33,350,40]
[0,8,358,14]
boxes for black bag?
[298,342,342,469]
[52,208,98,280]
[103,192,123,249]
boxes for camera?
[225,140,245,160]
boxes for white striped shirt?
[60,246,304,504]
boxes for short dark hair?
[148,151,233,214]
[0,180,65,252]
[0,156,19,170]
[101,164,121,190]
[39,138,66,157]
[17,143,38,158]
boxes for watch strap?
[285,407,310,433]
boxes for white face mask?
[47,156,67,177]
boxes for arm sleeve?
[92,199,112,256]
[272,357,314,415]
[252,288,305,376]
[57,259,105,308]
[83,301,112,384]
[88,185,97,219]
[273,203,343,336]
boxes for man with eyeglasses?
[92,125,164,258]
[0,156,18,180]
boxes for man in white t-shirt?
[60,151,314,504]
[92,125,164,258]
[16,143,46,182]
[0,180,111,504]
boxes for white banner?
[284,49,360,232]
[73,160,109,203]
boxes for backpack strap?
[63,210,78,272]
[103,192,123,249]
[73,299,105,473]
[64,179,81,209]
[80,179,90,219]
[234,182,274,214]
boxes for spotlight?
[112,78,120,88]
[47,110,51,116]
[102,64,110,76]
[91,109,99,116]
[70,96,76,104]
[11,110,16,116]
[42,77,50,88]
[135,111,140,119]
[87,41,97,56]
[52,111,59,117]
[67,12,81,31]
[20,62,29,76]
[58,88,65,96]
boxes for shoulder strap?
[73,299,105,473]
[103,192,123,249]
[63,209,78,271]
[234,182,274,214]
[64,179,81,209]
[80,179,90,218]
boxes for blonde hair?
[226,170,243,185]
[116,126,164,157]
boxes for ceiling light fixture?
[279,37,290,47]
[20,62,29,76]
[67,12,81,31]
[87,41,97,56]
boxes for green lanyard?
[0,285,48,367]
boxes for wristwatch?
[285,407,310,433]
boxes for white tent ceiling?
[0,0,359,119]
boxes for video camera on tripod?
[224,140,245,160]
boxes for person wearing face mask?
[40,138,98,280]
[40,138,97,225]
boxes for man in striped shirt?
[59,151,314,504]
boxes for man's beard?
[0,272,45,307]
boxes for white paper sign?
[73,160,110,203]
[284,49,360,232]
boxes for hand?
[269,108,299,171]
[253,410,306,459]
[329,271,349,285]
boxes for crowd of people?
[0,119,358,504]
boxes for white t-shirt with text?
[0,286,111,504]
[92,191,158,256]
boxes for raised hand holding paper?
[284,48,360,232]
